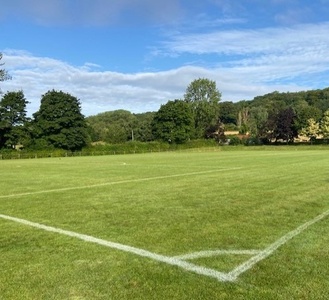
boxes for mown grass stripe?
[0,167,241,199]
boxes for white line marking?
[1,208,328,282]
[174,249,262,260]
[0,214,230,282]
[226,208,329,281]
[0,168,241,199]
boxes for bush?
[312,138,329,145]
[228,136,242,145]
[243,137,263,146]
[224,123,239,131]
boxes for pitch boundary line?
[174,249,262,260]
[1,209,328,282]
[226,208,329,281]
[0,213,230,282]
[0,167,241,199]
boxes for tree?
[0,90,29,148]
[32,90,89,150]
[184,78,221,138]
[294,104,322,132]
[86,110,155,143]
[320,110,329,141]
[0,53,11,94]
[271,107,298,143]
[300,118,320,143]
[218,101,238,126]
[252,91,286,118]
[87,110,136,143]
[152,99,193,143]
[306,89,329,113]
[237,107,250,134]
[133,112,155,142]
[205,119,226,143]
[248,106,268,138]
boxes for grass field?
[1,147,329,299]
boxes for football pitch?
[1,148,329,299]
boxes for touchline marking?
[226,208,329,281]
[174,249,262,260]
[0,213,230,282]
[0,168,241,199]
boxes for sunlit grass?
[1,147,329,299]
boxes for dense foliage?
[152,99,194,143]
[218,88,329,143]
[86,110,154,144]
[184,78,221,138]
[0,91,29,148]
[31,90,89,151]
[97,85,326,146]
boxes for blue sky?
[1,0,329,116]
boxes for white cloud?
[157,22,329,84]
[1,50,187,116]
[1,49,313,117]
[161,22,329,56]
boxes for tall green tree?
[32,90,89,150]
[248,106,268,138]
[0,90,29,148]
[152,99,193,143]
[184,78,221,138]
[237,106,250,134]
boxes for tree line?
[86,82,329,145]
[87,78,221,144]
[1,52,329,151]
[218,89,329,144]
[0,89,89,151]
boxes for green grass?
[1,147,329,299]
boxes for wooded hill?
[87,87,329,145]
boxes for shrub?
[228,136,242,145]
